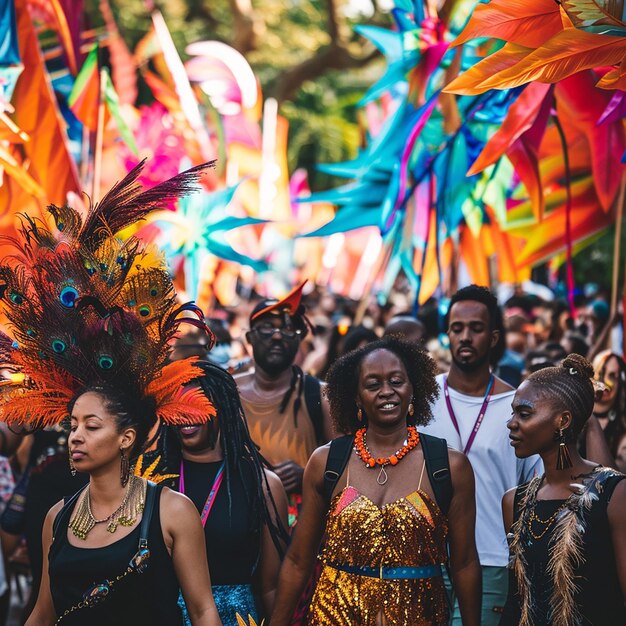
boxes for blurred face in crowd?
[170,329,211,362]
[247,312,302,376]
[594,354,622,413]
[447,300,498,372]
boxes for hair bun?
[562,353,594,379]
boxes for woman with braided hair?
[502,354,626,626]
[0,161,223,625]
[166,359,289,626]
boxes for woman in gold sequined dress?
[271,336,481,626]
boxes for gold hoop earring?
[408,402,415,417]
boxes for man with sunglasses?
[236,282,334,514]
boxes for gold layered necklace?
[527,501,569,541]
[69,475,146,540]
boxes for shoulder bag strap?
[322,435,354,504]
[420,432,453,516]
[138,481,157,550]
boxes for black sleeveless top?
[178,459,260,585]
[500,470,626,625]
[49,484,183,626]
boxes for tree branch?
[228,0,266,55]
[271,0,380,104]
[271,44,378,104]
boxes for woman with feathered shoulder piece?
[0,161,222,625]
[502,353,626,626]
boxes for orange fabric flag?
[0,0,80,242]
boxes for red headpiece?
[250,280,308,323]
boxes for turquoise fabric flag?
[0,0,20,66]
[0,0,22,103]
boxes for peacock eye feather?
[59,286,79,308]
[139,306,152,317]
[98,355,114,370]
[9,291,24,305]
[150,287,158,297]
[52,340,67,354]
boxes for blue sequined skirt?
[178,584,258,626]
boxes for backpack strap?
[420,433,453,516]
[322,435,354,504]
[304,374,325,445]
[138,481,157,550]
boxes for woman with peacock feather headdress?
[0,161,223,626]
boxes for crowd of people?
[0,278,622,625]
[0,163,624,626]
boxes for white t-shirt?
[421,374,542,567]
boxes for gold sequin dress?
[309,485,449,625]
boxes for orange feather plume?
[146,359,217,425]
[154,386,217,425]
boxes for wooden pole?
[353,229,396,325]
[610,171,626,316]
[92,68,107,203]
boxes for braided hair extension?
[526,353,596,438]
[168,361,289,568]
[278,365,305,428]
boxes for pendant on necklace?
[377,465,388,485]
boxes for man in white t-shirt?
[422,285,541,626]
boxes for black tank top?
[49,484,183,626]
[179,459,260,585]
[500,471,626,626]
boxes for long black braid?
[278,365,305,428]
[164,361,289,570]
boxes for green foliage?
[89,0,389,192]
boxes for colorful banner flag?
[68,44,99,130]
[0,0,80,238]
[0,0,20,66]
[103,68,138,155]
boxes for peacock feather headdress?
[0,159,217,429]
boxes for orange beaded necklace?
[354,426,420,485]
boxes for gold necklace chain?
[527,501,569,541]
[86,480,132,524]
[69,476,146,540]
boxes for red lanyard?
[443,375,494,455]
[179,460,225,528]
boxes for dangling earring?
[556,428,572,470]
[69,449,76,477]
[357,407,363,422]
[408,402,415,417]
[120,447,130,487]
